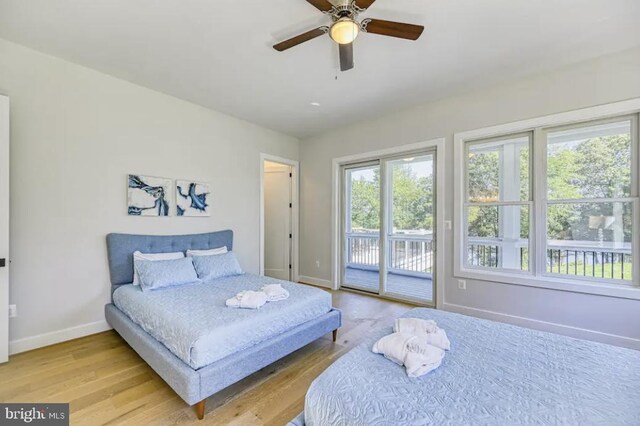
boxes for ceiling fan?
[273,0,424,72]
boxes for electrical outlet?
[8,304,16,318]
[458,280,466,290]
[315,260,320,268]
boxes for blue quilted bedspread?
[303,308,640,425]
[113,274,331,369]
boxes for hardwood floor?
[0,290,412,425]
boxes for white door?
[264,162,292,281]
[0,95,9,363]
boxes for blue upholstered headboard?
[106,230,233,291]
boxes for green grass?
[472,251,632,281]
[546,261,632,281]
[511,255,631,281]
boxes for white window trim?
[454,98,640,300]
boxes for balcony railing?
[347,232,632,281]
[467,237,527,269]
[347,232,434,276]
[547,249,631,280]
[466,238,632,281]
[347,233,380,267]
[389,235,434,274]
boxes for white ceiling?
[0,0,639,138]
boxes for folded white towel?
[372,332,413,365]
[422,329,450,351]
[226,290,267,309]
[261,284,290,302]
[404,346,444,378]
[372,332,444,378]
[394,318,451,350]
[394,318,439,334]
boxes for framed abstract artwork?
[127,174,171,216]
[176,180,210,217]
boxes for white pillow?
[132,251,185,285]
[186,247,228,257]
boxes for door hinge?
[289,203,292,208]
[289,172,292,178]
[289,233,292,239]
[289,264,292,269]
[0,258,5,268]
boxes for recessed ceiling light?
[310,102,321,107]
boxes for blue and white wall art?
[176,180,210,217]
[127,174,171,216]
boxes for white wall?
[300,46,640,348]
[0,39,299,353]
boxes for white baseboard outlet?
[443,303,640,350]
[9,320,112,355]
[298,275,334,289]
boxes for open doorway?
[260,154,299,282]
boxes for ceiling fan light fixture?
[330,18,359,44]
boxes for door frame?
[331,138,446,308]
[259,153,299,282]
[0,95,9,363]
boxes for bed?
[290,308,640,425]
[104,230,341,420]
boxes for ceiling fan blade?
[353,0,376,10]
[361,19,424,40]
[273,27,328,52]
[339,43,354,71]
[306,0,334,12]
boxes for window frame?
[540,115,638,283]
[463,132,534,275]
[453,99,640,300]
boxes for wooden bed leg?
[332,329,337,342]
[194,400,206,420]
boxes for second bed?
[292,308,640,425]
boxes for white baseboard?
[9,320,112,355]
[298,275,334,289]
[442,303,640,350]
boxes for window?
[465,134,531,272]
[457,110,639,290]
[545,119,634,281]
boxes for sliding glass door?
[343,162,381,293]
[341,151,436,305]
[384,155,435,302]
